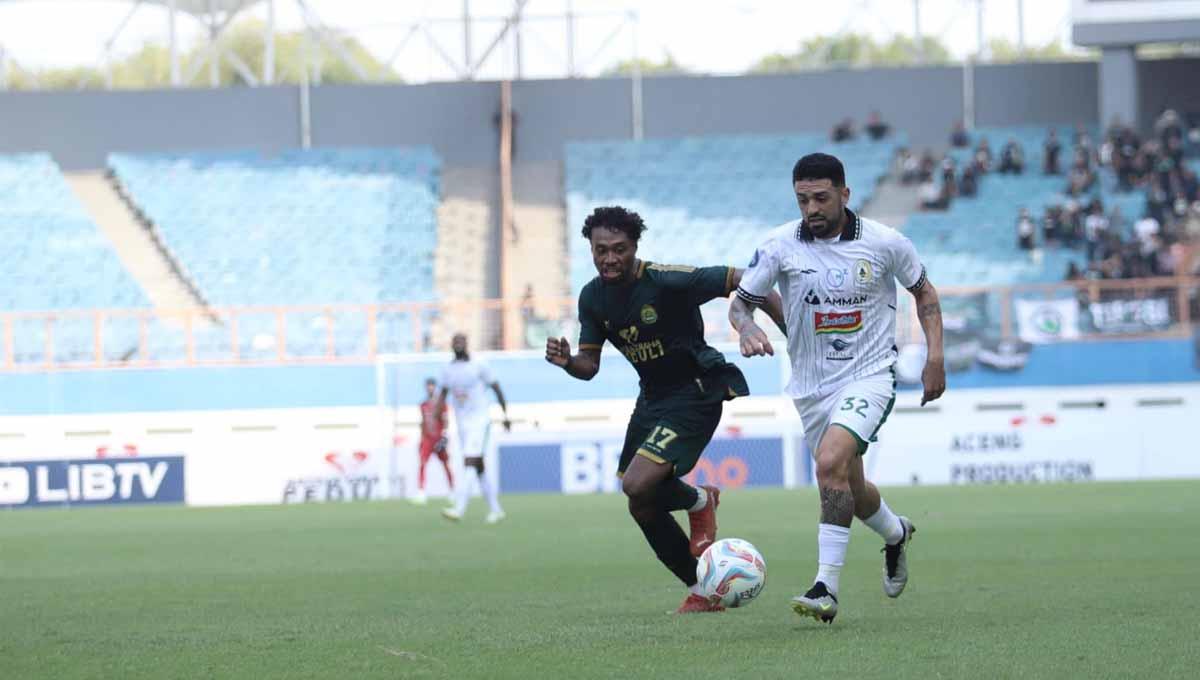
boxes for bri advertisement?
[497,432,786,494]
[0,455,186,509]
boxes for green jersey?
[577,260,735,394]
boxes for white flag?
[1015,299,1080,343]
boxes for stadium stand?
[107,147,441,356]
[564,133,903,294]
[0,153,149,363]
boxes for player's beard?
[807,203,844,239]
[454,350,469,360]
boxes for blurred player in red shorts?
[414,377,454,505]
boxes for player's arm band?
[906,266,928,294]
[735,286,766,305]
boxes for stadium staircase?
[65,171,208,314]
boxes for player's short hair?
[424,377,436,386]
[792,153,846,187]
[581,206,647,242]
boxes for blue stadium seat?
[108,147,441,354]
[0,153,149,363]
[565,134,903,293]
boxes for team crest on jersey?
[854,259,874,284]
[825,268,847,289]
[814,310,863,334]
[640,304,658,324]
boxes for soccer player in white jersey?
[729,153,945,624]
[437,333,512,524]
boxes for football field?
[3,481,1197,679]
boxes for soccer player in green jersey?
[546,206,784,613]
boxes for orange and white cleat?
[675,593,725,614]
[687,485,721,557]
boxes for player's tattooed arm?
[819,487,854,528]
[728,296,775,357]
[545,336,601,381]
[910,281,946,406]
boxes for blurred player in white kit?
[437,333,511,524]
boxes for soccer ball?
[695,538,766,608]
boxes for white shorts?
[794,370,896,458]
[455,415,492,458]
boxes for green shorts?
[617,363,749,477]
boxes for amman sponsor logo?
[804,290,868,306]
[814,310,863,334]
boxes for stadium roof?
[0,0,264,16]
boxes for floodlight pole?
[463,0,472,80]
[0,46,8,91]
[566,0,576,77]
[1017,0,1026,55]
[169,0,180,86]
[630,10,643,141]
[208,0,219,87]
[975,0,987,62]
[264,0,276,84]
[913,0,924,64]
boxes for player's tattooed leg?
[819,486,854,528]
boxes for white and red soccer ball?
[696,538,767,608]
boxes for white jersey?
[736,210,926,402]
[439,358,494,422]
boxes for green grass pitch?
[3,481,1198,679]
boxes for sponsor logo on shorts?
[815,310,863,334]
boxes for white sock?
[687,486,707,513]
[863,499,905,545]
[453,467,473,513]
[479,468,502,514]
[815,523,851,594]
[688,583,704,596]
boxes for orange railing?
[2,277,1196,372]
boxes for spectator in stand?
[1084,204,1110,262]
[973,137,993,174]
[1044,129,1062,175]
[941,158,958,198]
[1135,212,1162,266]
[831,117,856,142]
[918,150,937,182]
[1042,206,1063,246]
[919,177,949,211]
[950,120,970,148]
[864,110,890,140]
[1067,155,1096,195]
[959,164,978,197]
[898,148,923,185]
[1065,261,1084,280]
[1062,199,1085,248]
[1017,208,1036,251]
[998,138,1025,175]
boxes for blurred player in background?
[438,333,512,524]
[730,153,945,624]
[412,377,454,505]
[546,206,785,614]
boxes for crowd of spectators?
[901,111,1199,282]
[830,111,892,142]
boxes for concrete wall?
[0,86,301,170]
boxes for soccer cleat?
[791,581,838,624]
[882,516,916,598]
[485,510,506,525]
[674,593,725,614]
[441,507,463,522]
[687,485,721,557]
